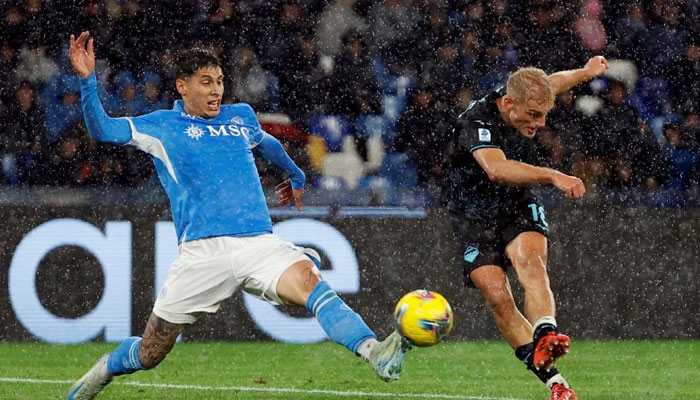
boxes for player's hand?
[584,55,609,79]
[275,179,303,211]
[551,173,586,199]
[69,31,95,78]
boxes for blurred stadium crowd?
[1,0,699,206]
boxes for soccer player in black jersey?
[444,56,609,400]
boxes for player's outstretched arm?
[68,31,132,144]
[549,56,610,95]
[473,147,585,198]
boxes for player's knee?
[511,246,547,277]
[514,244,546,264]
[508,233,547,265]
[298,273,323,302]
[277,259,322,306]
[293,260,322,289]
[522,254,550,282]
[521,257,547,276]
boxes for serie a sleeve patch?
[478,128,491,142]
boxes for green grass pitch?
[0,340,697,399]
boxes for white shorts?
[153,234,311,324]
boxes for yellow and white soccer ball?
[394,290,454,347]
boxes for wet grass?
[0,340,697,399]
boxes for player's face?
[508,99,552,138]
[177,66,224,119]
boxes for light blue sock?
[107,336,146,376]
[306,281,376,354]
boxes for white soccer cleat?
[369,330,412,382]
[67,354,113,400]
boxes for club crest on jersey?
[478,128,491,142]
[184,124,205,140]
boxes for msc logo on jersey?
[206,124,251,139]
[478,128,491,142]
[184,123,252,141]
[184,124,205,140]
[231,116,244,125]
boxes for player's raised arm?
[69,31,95,78]
[69,31,132,144]
[549,56,610,95]
[473,147,585,198]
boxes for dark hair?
[173,48,221,80]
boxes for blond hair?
[506,67,554,108]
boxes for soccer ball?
[394,290,454,347]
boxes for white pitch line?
[0,377,523,400]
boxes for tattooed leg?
[138,313,187,369]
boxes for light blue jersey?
[79,72,305,243]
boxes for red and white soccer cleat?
[550,383,578,400]
[533,331,571,371]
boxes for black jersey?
[443,86,540,220]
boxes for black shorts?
[449,200,550,287]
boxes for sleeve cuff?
[469,144,500,153]
[79,72,97,91]
[290,170,306,190]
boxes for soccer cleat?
[67,354,113,400]
[550,383,578,400]
[369,330,413,382]
[533,332,571,371]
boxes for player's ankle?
[515,342,535,363]
[533,316,557,342]
[356,338,378,363]
[546,373,570,389]
[515,342,562,383]
[107,337,146,376]
[100,361,111,379]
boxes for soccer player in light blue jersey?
[66,31,411,400]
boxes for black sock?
[515,342,560,384]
